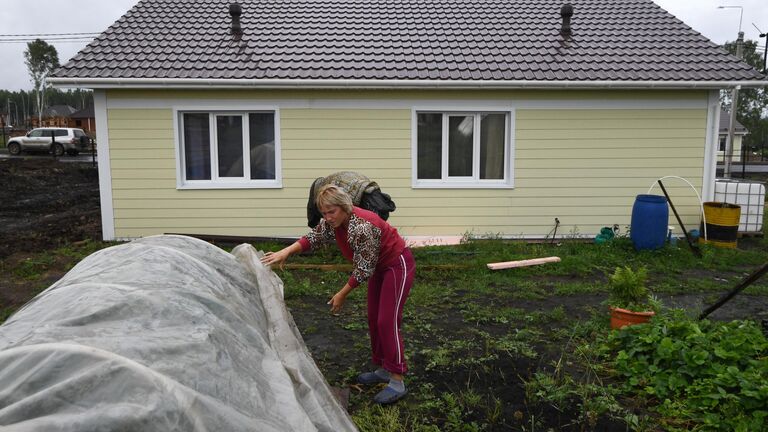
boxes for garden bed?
[1,158,767,430]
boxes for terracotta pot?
[610,307,655,329]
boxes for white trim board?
[702,90,721,202]
[107,97,709,111]
[49,77,768,90]
[94,90,115,241]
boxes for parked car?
[7,128,91,156]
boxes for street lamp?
[754,23,767,73]
[718,5,743,33]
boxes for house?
[30,105,78,128]
[48,0,767,243]
[70,105,96,135]
[718,110,748,163]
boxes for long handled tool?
[698,262,768,320]
[657,179,702,257]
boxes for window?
[178,111,279,188]
[719,136,726,152]
[415,111,510,187]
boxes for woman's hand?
[260,242,303,270]
[260,249,290,270]
[327,287,351,314]
[327,291,346,314]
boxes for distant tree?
[24,39,60,123]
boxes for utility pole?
[1,113,6,148]
[723,31,744,179]
[6,98,17,128]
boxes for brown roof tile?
[52,0,766,83]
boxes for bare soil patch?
[0,158,101,258]
[0,158,101,312]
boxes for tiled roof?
[719,111,748,134]
[52,0,766,85]
[71,105,95,119]
[42,105,77,117]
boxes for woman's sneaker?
[357,368,390,385]
[373,379,408,404]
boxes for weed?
[0,307,17,323]
[352,405,407,432]
[12,254,56,280]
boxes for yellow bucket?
[699,202,741,248]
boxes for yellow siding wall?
[107,90,707,239]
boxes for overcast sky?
[0,0,766,91]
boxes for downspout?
[702,90,721,201]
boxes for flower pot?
[610,307,655,329]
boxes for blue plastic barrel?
[630,194,669,250]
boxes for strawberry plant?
[603,311,768,431]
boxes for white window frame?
[174,105,282,189]
[412,108,514,189]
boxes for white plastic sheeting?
[0,235,357,432]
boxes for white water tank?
[714,179,766,234]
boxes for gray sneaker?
[357,370,390,385]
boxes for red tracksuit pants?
[366,248,415,375]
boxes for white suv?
[7,128,91,156]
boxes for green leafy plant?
[607,266,660,312]
[603,311,768,431]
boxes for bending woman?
[260,184,415,404]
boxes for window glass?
[719,137,726,151]
[55,130,68,136]
[416,111,508,184]
[183,113,211,180]
[216,115,244,178]
[480,114,506,179]
[448,115,473,177]
[74,130,85,137]
[417,113,442,179]
[29,130,43,137]
[180,111,279,186]
[248,113,275,180]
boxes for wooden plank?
[487,256,561,270]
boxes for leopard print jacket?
[305,213,382,285]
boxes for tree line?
[1,88,93,129]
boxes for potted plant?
[607,266,660,329]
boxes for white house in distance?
[718,110,749,163]
[49,0,768,243]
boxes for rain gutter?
[47,77,768,90]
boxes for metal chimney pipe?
[230,3,242,35]
[560,4,573,37]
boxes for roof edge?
[47,77,768,90]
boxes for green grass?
[1,214,766,431]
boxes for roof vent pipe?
[230,3,242,35]
[560,4,573,37]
